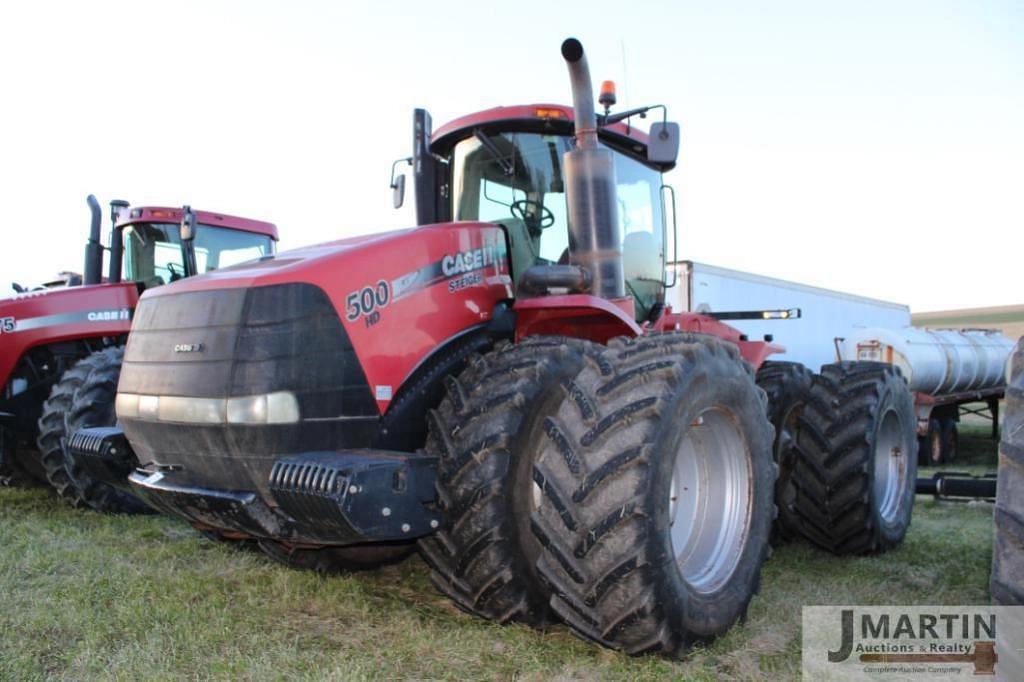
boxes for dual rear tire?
[789,362,917,554]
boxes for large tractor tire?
[61,347,151,515]
[991,338,1024,604]
[418,336,601,627]
[756,360,814,540]
[530,334,775,657]
[37,360,97,505]
[790,362,917,555]
[258,540,415,573]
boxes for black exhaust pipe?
[83,194,103,285]
[108,199,129,284]
[561,38,624,300]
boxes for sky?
[0,0,1020,312]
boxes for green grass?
[0,427,998,681]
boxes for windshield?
[451,132,666,318]
[123,223,274,287]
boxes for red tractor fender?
[514,294,642,344]
[514,298,783,370]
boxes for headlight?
[115,391,300,425]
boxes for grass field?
[0,424,999,680]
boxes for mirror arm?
[599,104,668,127]
[390,157,412,189]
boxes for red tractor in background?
[0,196,277,513]
[70,39,918,657]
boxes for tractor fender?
[514,294,642,344]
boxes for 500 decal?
[346,280,390,327]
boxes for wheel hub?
[669,407,753,594]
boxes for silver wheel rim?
[669,407,753,595]
[874,408,908,523]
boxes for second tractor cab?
[0,195,277,511]
[70,38,918,659]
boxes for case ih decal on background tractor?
[70,39,918,657]
[0,196,277,513]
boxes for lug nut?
[401,523,411,533]
[382,507,391,517]
[348,485,359,495]
[430,519,439,529]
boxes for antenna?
[620,39,629,110]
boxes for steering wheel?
[510,199,555,234]
[166,262,184,282]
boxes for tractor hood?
[137,228,416,300]
[116,220,512,513]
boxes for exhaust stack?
[83,194,103,285]
[561,38,623,300]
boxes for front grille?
[118,283,378,496]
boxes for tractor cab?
[398,102,679,322]
[110,206,278,290]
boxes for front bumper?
[125,442,440,545]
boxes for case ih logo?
[173,343,205,353]
[802,606,1022,679]
[441,245,500,277]
[87,309,131,322]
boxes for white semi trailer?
[666,260,911,370]
[666,261,1014,464]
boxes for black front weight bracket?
[268,450,440,542]
[66,426,139,491]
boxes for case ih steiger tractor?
[0,196,277,513]
[69,39,918,657]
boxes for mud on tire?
[790,361,917,555]
[756,361,814,540]
[992,338,1024,605]
[62,346,151,515]
[530,333,775,657]
[418,336,602,626]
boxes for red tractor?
[70,39,918,656]
[0,197,277,513]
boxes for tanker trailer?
[838,327,1015,464]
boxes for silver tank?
[838,327,1016,395]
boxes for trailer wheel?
[755,361,814,540]
[992,338,1024,604]
[37,360,96,505]
[791,362,917,554]
[61,347,152,515]
[257,540,415,573]
[918,418,943,466]
[418,336,602,627]
[530,334,774,657]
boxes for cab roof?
[116,206,278,240]
[431,103,669,171]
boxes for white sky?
[1,0,1020,312]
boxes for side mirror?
[390,157,412,210]
[180,205,196,242]
[648,121,680,165]
[392,173,406,209]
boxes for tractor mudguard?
[514,294,641,343]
